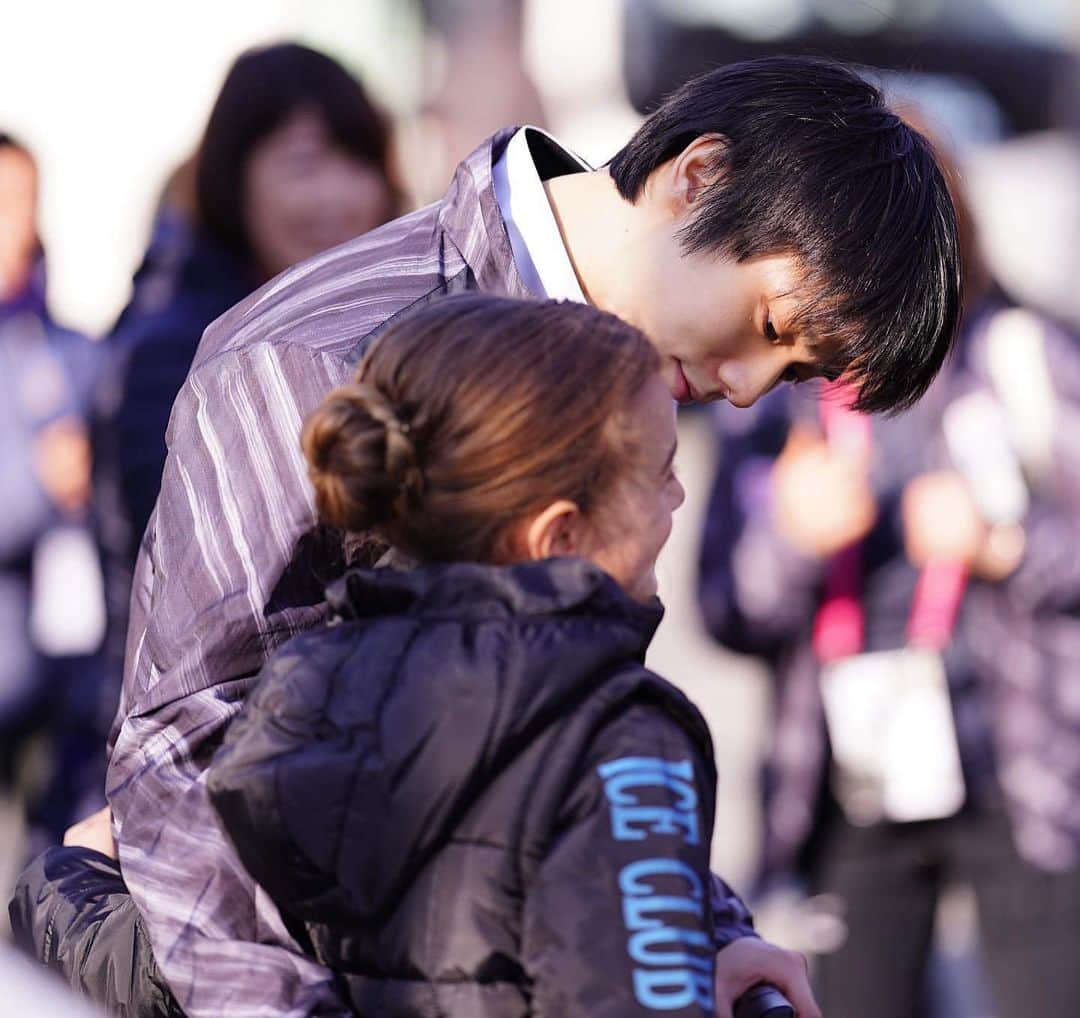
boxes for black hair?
[609,55,962,414]
[0,133,29,155]
[194,42,395,262]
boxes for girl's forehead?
[632,374,678,451]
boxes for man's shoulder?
[191,201,470,376]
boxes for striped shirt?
[106,129,543,1017]
[105,127,758,1015]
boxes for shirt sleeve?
[521,701,754,1017]
[105,339,356,1018]
[709,871,757,948]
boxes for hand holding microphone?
[733,983,795,1018]
[715,938,819,1018]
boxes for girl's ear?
[515,499,586,561]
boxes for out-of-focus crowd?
[0,43,402,866]
[697,144,1080,1016]
[1,2,1078,1016]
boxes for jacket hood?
[325,555,662,631]
[212,557,664,923]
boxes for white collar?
[492,126,591,303]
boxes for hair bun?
[355,384,425,503]
[303,295,658,565]
[301,382,423,534]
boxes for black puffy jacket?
[9,846,183,1016]
[208,557,756,1017]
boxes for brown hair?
[302,295,660,563]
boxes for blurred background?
[1,1,1077,1015]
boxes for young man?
[14,56,960,1016]
[696,123,1080,1018]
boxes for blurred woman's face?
[243,108,394,280]
[0,146,38,300]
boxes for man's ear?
[661,133,727,217]
[517,499,585,561]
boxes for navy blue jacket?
[98,226,254,560]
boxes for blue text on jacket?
[598,757,714,1012]
[598,756,700,846]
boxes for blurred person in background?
[13,56,961,1016]
[93,41,401,706]
[417,0,547,172]
[697,122,1080,1018]
[0,134,104,848]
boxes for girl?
[207,295,772,1017]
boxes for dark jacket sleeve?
[8,846,183,1018]
[521,701,755,1017]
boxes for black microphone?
[733,983,795,1018]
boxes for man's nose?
[726,357,789,408]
